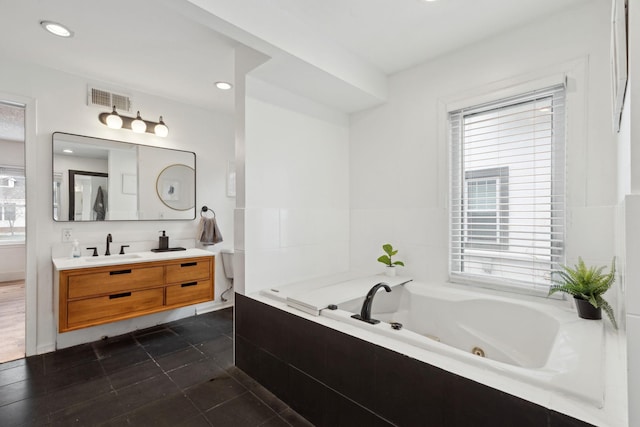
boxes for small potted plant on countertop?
[377,243,405,277]
[548,257,617,329]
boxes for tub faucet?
[105,233,112,256]
[351,282,392,325]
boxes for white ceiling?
[0,0,590,119]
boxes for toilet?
[220,249,234,280]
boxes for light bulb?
[215,81,233,90]
[131,111,146,133]
[154,116,169,137]
[105,106,123,129]
[40,21,74,38]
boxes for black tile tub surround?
[235,293,597,427]
[0,308,310,427]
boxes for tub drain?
[471,347,485,357]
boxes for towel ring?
[200,206,216,218]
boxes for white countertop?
[52,248,214,271]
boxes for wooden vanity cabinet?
[58,256,214,332]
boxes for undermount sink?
[83,254,142,262]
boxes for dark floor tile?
[43,343,97,373]
[92,333,140,359]
[108,359,163,390]
[0,365,33,387]
[249,384,289,415]
[44,359,105,393]
[0,357,26,372]
[156,347,206,373]
[203,392,278,427]
[49,391,121,427]
[115,373,181,413]
[111,393,200,427]
[185,374,245,411]
[99,346,152,375]
[176,414,213,427]
[132,324,168,337]
[47,376,112,413]
[135,329,191,358]
[169,322,223,345]
[259,415,290,427]
[279,408,314,427]
[167,358,226,390]
[227,366,260,390]
[0,394,49,427]
[194,334,232,358]
[0,378,46,406]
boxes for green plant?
[377,244,405,268]
[548,257,617,329]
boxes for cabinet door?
[165,258,211,283]
[67,288,164,327]
[166,280,213,307]
[68,266,164,299]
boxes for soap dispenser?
[71,239,81,258]
[159,231,169,250]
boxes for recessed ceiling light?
[215,81,233,90]
[63,149,73,154]
[40,20,74,38]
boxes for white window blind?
[449,85,565,293]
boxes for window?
[0,166,26,243]
[450,85,565,292]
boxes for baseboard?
[0,271,25,282]
[196,300,234,314]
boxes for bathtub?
[321,281,604,407]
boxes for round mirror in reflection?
[155,164,195,211]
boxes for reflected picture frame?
[610,0,628,132]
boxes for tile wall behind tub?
[234,294,595,427]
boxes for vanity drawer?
[67,288,164,327]
[165,279,213,307]
[68,266,164,299]
[165,258,211,283]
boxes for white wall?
[622,1,640,425]
[240,77,350,294]
[350,0,617,287]
[0,59,235,353]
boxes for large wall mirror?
[53,132,196,221]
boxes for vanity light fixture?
[40,20,74,38]
[130,111,146,133]
[154,116,169,138]
[215,81,233,90]
[98,107,169,137]
[62,149,73,154]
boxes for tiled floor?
[0,308,313,427]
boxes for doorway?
[0,101,26,363]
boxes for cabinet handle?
[109,269,132,275]
[181,282,198,288]
[109,292,132,299]
[181,262,197,267]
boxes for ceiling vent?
[87,86,131,112]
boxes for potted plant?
[377,243,405,277]
[548,257,617,329]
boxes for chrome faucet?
[351,282,392,324]
[105,233,112,256]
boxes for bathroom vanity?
[53,248,214,332]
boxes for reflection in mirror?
[68,170,108,221]
[53,132,196,221]
[156,164,195,211]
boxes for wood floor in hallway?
[0,281,25,363]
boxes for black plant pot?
[574,297,602,320]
